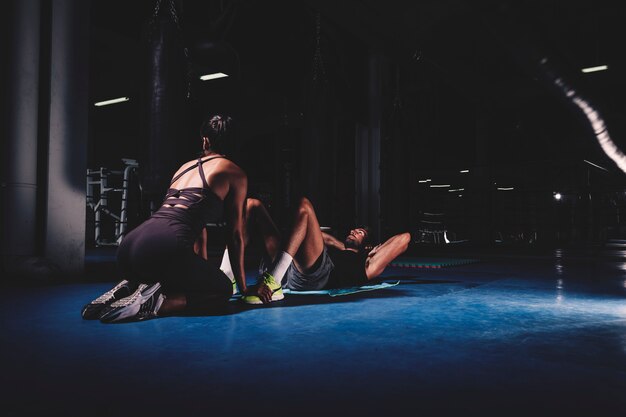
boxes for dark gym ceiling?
[89,0,626,175]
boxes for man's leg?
[193,227,208,260]
[219,198,282,283]
[219,197,323,275]
[283,197,325,273]
[263,196,326,281]
[242,197,326,304]
[245,198,282,262]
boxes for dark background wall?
[85,0,626,248]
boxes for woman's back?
[152,155,244,237]
[168,155,239,202]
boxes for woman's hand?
[256,282,274,304]
[243,283,273,304]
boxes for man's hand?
[367,243,382,257]
[322,232,345,250]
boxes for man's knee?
[246,198,263,213]
[296,197,314,215]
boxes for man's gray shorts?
[282,247,334,291]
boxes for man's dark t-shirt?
[326,247,368,288]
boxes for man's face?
[344,228,368,250]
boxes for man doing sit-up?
[216,197,411,304]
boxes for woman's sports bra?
[152,156,225,227]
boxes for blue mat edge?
[285,280,400,297]
[230,281,400,300]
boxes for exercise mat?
[390,257,479,268]
[283,281,400,297]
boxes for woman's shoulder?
[217,157,246,177]
[198,158,246,188]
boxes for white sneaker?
[99,282,163,323]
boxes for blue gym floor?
[2,247,625,417]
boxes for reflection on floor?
[2,248,625,416]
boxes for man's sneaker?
[241,272,284,304]
[231,280,239,296]
[99,282,164,323]
[81,280,133,320]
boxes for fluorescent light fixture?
[581,65,608,74]
[200,72,229,81]
[459,169,469,173]
[94,97,130,107]
[448,188,465,192]
[430,184,450,188]
[497,187,514,191]
[554,193,562,201]
[418,179,431,183]
[583,159,609,172]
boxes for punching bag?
[140,0,187,216]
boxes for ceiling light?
[200,72,229,81]
[497,187,514,191]
[554,193,562,201]
[459,169,469,173]
[581,65,608,73]
[94,97,129,107]
[430,184,450,188]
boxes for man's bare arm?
[322,232,345,250]
[365,232,411,280]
